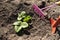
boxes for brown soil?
[0,0,60,40]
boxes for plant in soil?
[13,11,31,33]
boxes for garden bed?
[0,0,60,40]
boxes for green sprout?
[14,21,28,32]
[13,21,22,25]
[17,11,26,20]
[13,11,31,33]
[14,25,22,32]
[23,16,31,22]
[20,22,28,28]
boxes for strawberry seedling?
[13,11,31,33]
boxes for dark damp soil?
[0,0,60,40]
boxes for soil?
[0,0,60,40]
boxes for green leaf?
[14,22,28,32]
[23,16,31,22]
[20,22,28,28]
[17,11,26,20]
[14,25,22,32]
[18,11,26,17]
[17,17,22,20]
[13,21,22,25]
